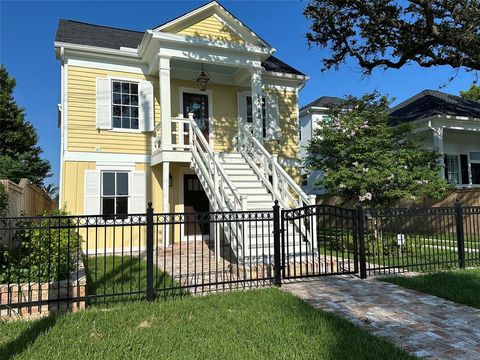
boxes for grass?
[84,256,183,305]
[0,288,415,360]
[380,267,480,309]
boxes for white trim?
[66,58,148,75]
[64,151,150,163]
[178,166,196,214]
[157,45,262,70]
[55,41,140,58]
[179,87,214,148]
[59,59,67,208]
[153,31,270,55]
[96,162,136,171]
[153,1,272,50]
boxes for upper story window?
[112,81,139,130]
[246,96,267,138]
[102,171,129,218]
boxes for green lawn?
[0,288,415,360]
[380,268,480,309]
[84,255,183,305]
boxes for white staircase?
[187,114,317,264]
[219,153,273,210]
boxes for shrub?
[0,208,83,284]
[322,228,419,257]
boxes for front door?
[183,93,209,143]
[183,175,210,237]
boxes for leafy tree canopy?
[304,0,480,74]
[305,92,451,207]
[460,84,480,100]
[0,65,51,186]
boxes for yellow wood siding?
[170,79,247,153]
[67,66,160,154]
[176,15,245,44]
[61,161,96,213]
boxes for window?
[112,81,139,130]
[246,96,267,138]
[445,155,460,184]
[471,152,480,185]
[101,172,129,218]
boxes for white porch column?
[433,127,445,179]
[159,56,172,151]
[162,161,170,248]
[250,68,263,142]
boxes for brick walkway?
[283,276,480,359]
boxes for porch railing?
[237,124,315,209]
[153,116,191,152]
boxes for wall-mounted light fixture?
[169,174,172,187]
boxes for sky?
[1,0,477,188]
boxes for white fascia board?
[152,31,271,56]
[54,41,140,59]
[64,151,150,163]
[299,106,329,117]
[157,45,262,69]
[66,57,149,75]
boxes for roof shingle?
[389,89,480,124]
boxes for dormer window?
[112,80,139,130]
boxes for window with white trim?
[246,95,267,138]
[445,155,460,185]
[471,152,480,184]
[112,81,139,130]
[101,171,129,218]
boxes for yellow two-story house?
[55,1,314,254]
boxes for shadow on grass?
[84,256,184,306]
[0,314,60,360]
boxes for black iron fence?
[1,201,479,318]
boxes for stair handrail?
[189,114,247,212]
[237,125,316,209]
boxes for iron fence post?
[356,204,367,279]
[273,200,282,287]
[146,202,155,301]
[455,199,466,269]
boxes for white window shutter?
[84,170,101,215]
[139,81,154,132]
[96,78,112,130]
[131,171,146,213]
[267,95,280,140]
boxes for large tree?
[0,66,51,186]
[304,0,480,74]
[305,92,450,207]
[460,84,480,100]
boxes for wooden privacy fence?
[1,179,56,217]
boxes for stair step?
[229,175,259,181]
[219,153,243,158]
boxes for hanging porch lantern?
[195,64,210,91]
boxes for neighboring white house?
[389,90,480,188]
[299,90,480,195]
[299,96,345,194]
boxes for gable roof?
[55,19,304,76]
[154,1,271,48]
[389,89,480,124]
[300,96,346,112]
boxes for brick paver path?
[283,276,480,359]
